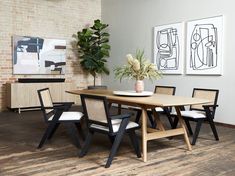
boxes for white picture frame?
[186,16,223,75]
[154,22,184,74]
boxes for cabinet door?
[8,82,78,108]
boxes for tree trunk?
[93,74,96,86]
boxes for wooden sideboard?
[6,82,79,113]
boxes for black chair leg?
[128,131,141,158]
[172,116,179,129]
[38,122,58,149]
[135,110,142,123]
[185,119,193,135]
[167,116,174,129]
[75,122,85,140]
[207,117,219,141]
[108,135,115,144]
[79,131,94,157]
[192,119,203,145]
[64,123,81,148]
[105,119,129,168]
[48,123,60,140]
[147,111,156,128]
[163,108,174,128]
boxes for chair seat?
[91,119,139,133]
[48,111,83,121]
[155,107,164,112]
[171,110,206,119]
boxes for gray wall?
[101,0,235,125]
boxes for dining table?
[66,89,212,162]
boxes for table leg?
[175,106,192,151]
[142,108,148,162]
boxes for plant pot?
[135,80,144,93]
[87,85,108,90]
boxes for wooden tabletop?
[66,89,211,107]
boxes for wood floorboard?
[0,107,234,176]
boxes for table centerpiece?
[114,50,162,93]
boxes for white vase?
[135,80,144,93]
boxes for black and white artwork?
[154,22,184,74]
[13,35,66,75]
[186,16,223,75]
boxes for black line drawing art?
[155,27,180,71]
[190,24,218,70]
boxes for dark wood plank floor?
[0,107,234,176]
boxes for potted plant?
[114,50,162,93]
[76,19,110,89]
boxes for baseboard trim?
[214,122,235,128]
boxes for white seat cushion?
[48,111,83,121]
[171,110,206,119]
[91,119,139,133]
[155,107,164,112]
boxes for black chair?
[37,88,84,149]
[79,94,141,168]
[134,85,176,128]
[172,88,219,145]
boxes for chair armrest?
[53,102,74,111]
[203,105,218,118]
[110,113,132,120]
[203,105,219,108]
[40,106,65,111]
[203,105,218,111]
[53,105,67,110]
[174,106,185,111]
[53,102,74,105]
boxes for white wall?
[101,0,235,125]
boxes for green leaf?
[100,38,109,44]
[101,32,110,37]
[101,44,111,49]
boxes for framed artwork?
[154,22,184,74]
[13,35,66,75]
[186,16,223,75]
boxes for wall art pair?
[153,16,223,75]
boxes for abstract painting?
[154,22,184,74]
[13,35,66,75]
[186,16,223,75]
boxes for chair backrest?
[154,85,176,95]
[37,88,54,122]
[80,94,113,133]
[190,88,219,111]
[154,86,176,112]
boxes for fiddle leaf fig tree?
[76,19,110,86]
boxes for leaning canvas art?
[186,16,223,75]
[154,22,184,74]
[13,36,66,75]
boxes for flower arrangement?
[114,50,162,82]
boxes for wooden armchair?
[79,94,141,168]
[37,88,84,149]
[172,88,219,145]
